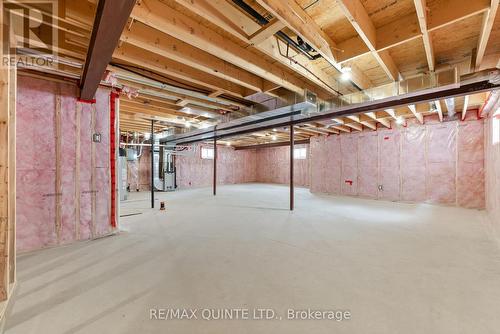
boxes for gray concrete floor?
[5,183,500,334]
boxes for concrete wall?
[310,116,485,208]
[255,144,310,187]
[16,75,114,253]
[485,109,500,236]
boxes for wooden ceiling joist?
[121,22,266,92]
[434,100,444,122]
[173,0,357,94]
[337,0,491,64]
[408,104,424,124]
[414,0,435,71]
[336,0,401,81]
[475,0,499,69]
[249,19,286,45]
[114,43,250,98]
[131,0,311,95]
[462,95,470,120]
[254,0,372,90]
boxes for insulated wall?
[310,116,485,208]
[16,75,114,252]
[485,109,500,233]
[176,144,256,188]
[255,144,310,187]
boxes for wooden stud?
[55,88,62,243]
[75,102,81,240]
[462,95,470,120]
[7,66,16,287]
[91,104,97,238]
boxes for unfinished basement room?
[1,0,500,333]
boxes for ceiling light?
[144,132,151,140]
[271,135,277,141]
[185,121,191,128]
[341,72,351,81]
[396,117,405,125]
[226,142,231,146]
[273,128,277,132]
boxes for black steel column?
[213,134,217,196]
[290,124,294,211]
[150,120,154,208]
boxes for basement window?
[201,147,214,160]
[294,147,307,160]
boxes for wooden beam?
[121,23,265,92]
[434,100,443,122]
[0,0,11,303]
[366,112,391,128]
[414,0,435,71]
[337,0,490,64]
[336,0,400,80]
[462,95,470,120]
[131,0,307,94]
[7,66,16,288]
[408,104,424,124]
[329,124,351,132]
[113,43,250,98]
[254,0,338,64]
[476,0,499,69]
[80,0,136,100]
[249,19,285,45]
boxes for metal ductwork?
[164,90,318,144]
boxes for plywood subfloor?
[5,184,500,334]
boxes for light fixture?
[396,117,405,125]
[273,128,277,132]
[181,107,192,114]
[341,66,352,81]
[271,135,277,141]
[341,72,351,81]
[226,142,231,146]
[144,132,151,140]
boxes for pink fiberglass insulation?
[310,136,326,193]
[401,126,427,202]
[60,83,78,244]
[175,144,257,189]
[457,120,485,208]
[426,122,457,204]
[341,134,358,196]
[378,129,400,201]
[94,89,112,237]
[79,102,93,241]
[485,110,500,229]
[309,117,486,209]
[254,144,309,187]
[324,135,342,194]
[16,75,114,252]
[16,76,58,251]
[357,132,378,199]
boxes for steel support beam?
[80,0,136,100]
